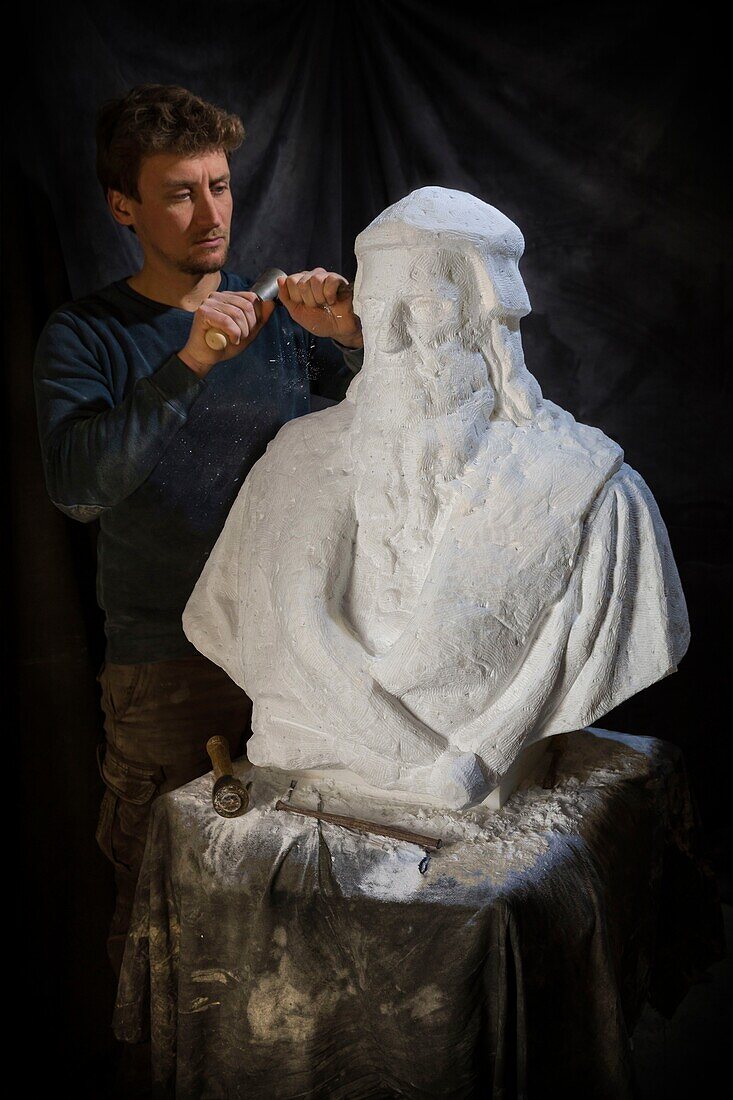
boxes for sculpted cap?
[355,186,531,319]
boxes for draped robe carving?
[183,188,689,809]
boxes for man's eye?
[212,185,230,194]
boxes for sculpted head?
[350,186,544,428]
[354,188,530,356]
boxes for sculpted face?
[353,240,531,403]
[351,247,498,431]
[354,249,471,361]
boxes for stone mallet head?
[205,736,249,818]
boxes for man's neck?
[126,266,222,312]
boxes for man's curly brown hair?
[96,84,245,202]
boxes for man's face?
[113,149,233,275]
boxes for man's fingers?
[207,290,261,309]
[299,278,319,310]
[210,290,259,303]
[323,274,349,306]
[276,275,291,306]
[279,269,353,318]
[218,299,259,334]
[200,298,259,344]
[283,272,308,305]
[212,290,275,334]
[202,290,261,343]
[200,307,243,346]
[307,268,330,307]
[287,270,321,309]
[281,270,328,308]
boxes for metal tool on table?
[204,266,353,350]
[206,736,249,817]
[276,781,443,874]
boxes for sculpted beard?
[350,270,497,488]
[347,315,497,642]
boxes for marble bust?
[183,187,690,810]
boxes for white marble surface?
[183,187,689,809]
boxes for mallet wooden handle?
[204,330,229,351]
[206,735,233,780]
[275,800,442,852]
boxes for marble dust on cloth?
[113,727,724,1099]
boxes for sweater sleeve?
[296,328,363,405]
[331,338,364,375]
[33,310,206,522]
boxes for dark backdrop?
[7,0,730,1090]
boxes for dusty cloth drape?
[114,728,723,1099]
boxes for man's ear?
[107,187,136,233]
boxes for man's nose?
[193,189,223,228]
[377,300,412,353]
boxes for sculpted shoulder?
[245,400,356,502]
[271,400,354,462]
[453,401,624,523]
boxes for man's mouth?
[195,237,226,247]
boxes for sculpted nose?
[377,300,412,353]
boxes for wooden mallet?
[206,736,249,818]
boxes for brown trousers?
[95,654,252,978]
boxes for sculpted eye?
[360,298,386,317]
[408,297,456,323]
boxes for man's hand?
[178,291,276,377]
[278,269,363,349]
